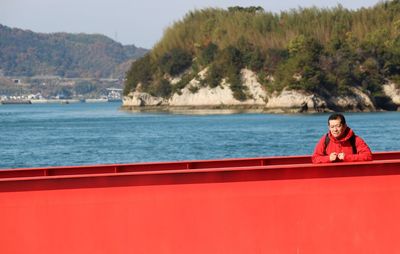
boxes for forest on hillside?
[124,0,400,106]
[0,24,147,78]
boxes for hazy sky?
[0,0,382,48]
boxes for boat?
[1,99,31,104]
[1,151,400,253]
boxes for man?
[312,113,372,163]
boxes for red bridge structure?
[1,151,400,253]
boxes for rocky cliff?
[122,69,399,113]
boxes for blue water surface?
[0,102,399,169]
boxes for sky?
[0,0,382,48]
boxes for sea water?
[0,102,399,169]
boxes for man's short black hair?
[328,113,346,125]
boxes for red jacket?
[312,127,372,163]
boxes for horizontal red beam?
[0,152,398,192]
[0,154,310,180]
[1,151,399,183]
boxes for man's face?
[328,119,345,138]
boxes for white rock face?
[123,92,167,106]
[383,83,400,105]
[169,83,238,106]
[329,87,375,111]
[240,69,266,104]
[266,89,327,112]
[168,68,266,106]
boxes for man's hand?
[329,152,337,162]
[338,152,345,160]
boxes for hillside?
[0,24,148,78]
[124,1,400,112]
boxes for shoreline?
[120,104,400,115]
[120,104,331,114]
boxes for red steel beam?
[1,151,399,181]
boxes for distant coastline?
[1,98,122,105]
[120,104,327,114]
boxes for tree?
[159,48,192,76]
[124,54,154,95]
[149,79,172,98]
[199,42,218,66]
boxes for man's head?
[328,113,347,138]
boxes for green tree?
[124,54,154,95]
[149,79,172,98]
[198,42,218,66]
[159,48,192,76]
